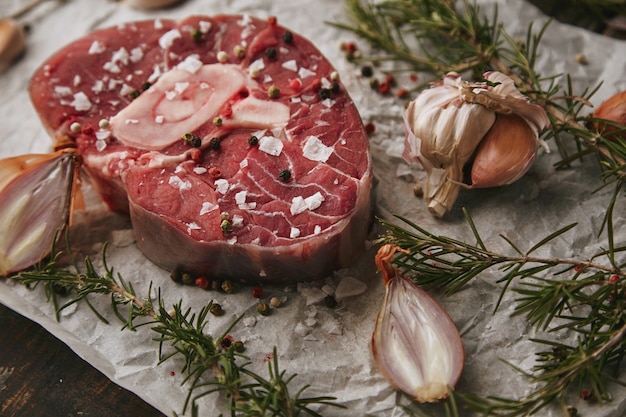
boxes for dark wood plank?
[0,303,167,417]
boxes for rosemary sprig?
[332,0,626,188]
[15,245,344,417]
[378,211,626,416]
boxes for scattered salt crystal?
[70,92,92,111]
[240,159,248,169]
[305,317,317,327]
[91,80,104,93]
[154,19,163,29]
[120,84,135,96]
[103,61,121,74]
[54,86,72,97]
[249,58,265,73]
[174,81,189,94]
[159,29,182,49]
[258,136,283,156]
[321,98,335,108]
[155,115,164,124]
[299,287,327,306]
[88,40,106,54]
[73,75,81,87]
[227,237,238,244]
[298,67,316,79]
[294,322,311,337]
[95,140,107,152]
[129,47,143,63]
[334,276,368,301]
[290,227,300,239]
[314,225,322,235]
[200,202,217,215]
[199,20,212,33]
[302,135,333,162]
[174,165,185,174]
[111,47,130,65]
[95,130,110,140]
[281,59,298,72]
[176,54,204,74]
[322,319,343,335]
[168,176,191,191]
[243,316,257,327]
[193,166,207,174]
[304,192,324,211]
[148,65,162,83]
[214,179,229,194]
[232,214,244,228]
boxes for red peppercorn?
[396,88,409,99]
[252,286,264,298]
[377,79,391,95]
[574,265,584,272]
[580,389,592,400]
[311,78,322,91]
[220,334,234,350]
[170,371,175,376]
[610,274,619,283]
[208,167,222,178]
[195,276,209,290]
[289,78,302,91]
[341,41,357,53]
[190,148,201,162]
[409,73,419,83]
[365,122,376,135]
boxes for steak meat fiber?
[29,15,373,283]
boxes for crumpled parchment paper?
[1,0,625,416]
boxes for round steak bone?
[28,15,373,283]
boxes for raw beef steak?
[28,15,372,283]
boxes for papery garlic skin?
[372,245,464,402]
[404,71,550,217]
[0,151,78,276]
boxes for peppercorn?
[233,340,245,353]
[183,133,202,148]
[319,88,331,100]
[220,334,233,350]
[220,219,232,233]
[233,44,245,58]
[141,81,152,91]
[331,81,340,94]
[209,137,221,150]
[369,77,379,90]
[181,272,194,285]
[252,286,264,298]
[213,116,222,126]
[267,85,280,99]
[361,65,373,77]
[281,31,293,44]
[324,295,337,308]
[209,303,224,316]
[278,169,291,182]
[170,267,183,283]
[221,280,235,293]
[257,302,271,315]
[265,46,277,60]
[129,89,141,100]
[195,276,209,290]
[248,135,259,146]
[269,296,282,308]
[191,28,202,42]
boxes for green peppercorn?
[181,272,194,286]
[278,169,291,182]
[209,303,224,316]
[221,280,235,293]
[267,85,280,99]
[281,31,293,44]
[191,28,202,42]
[248,135,259,146]
[129,89,141,100]
[257,302,271,316]
[233,340,245,353]
[213,116,222,126]
[220,219,232,233]
[209,137,221,150]
[183,133,202,148]
[265,46,277,60]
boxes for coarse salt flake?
[314,225,322,235]
[215,179,229,194]
[193,166,207,174]
[111,47,130,65]
[200,201,218,215]
[199,21,212,33]
[176,54,203,74]
[129,47,143,63]
[95,130,110,140]
[70,92,92,111]
[298,67,316,79]
[281,59,298,72]
[259,136,283,156]
[240,159,248,169]
[120,84,135,96]
[155,115,164,124]
[88,40,106,54]
[290,227,301,239]
[168,176,191,191]
[159,29,182,49]
[302,135,333,162]
[232,214,244,228]
[54,86,72,97]
[290,192,325,215]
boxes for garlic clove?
[0,18,26,70]
[469,113,538,188]
[590,90,626,142]
[372,245,464,402]
[0,151,79,276]
[124,0,186,10]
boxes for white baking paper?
[1,0,625,416]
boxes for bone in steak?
[28,15,372,283]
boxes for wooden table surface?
[0,303,167,417]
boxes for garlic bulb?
[372,244,464,402]
[0,151,79,276]
[590,90,626,142]
[404,71,550,217]
[0,18,26,69]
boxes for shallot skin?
[372,244,465,402]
